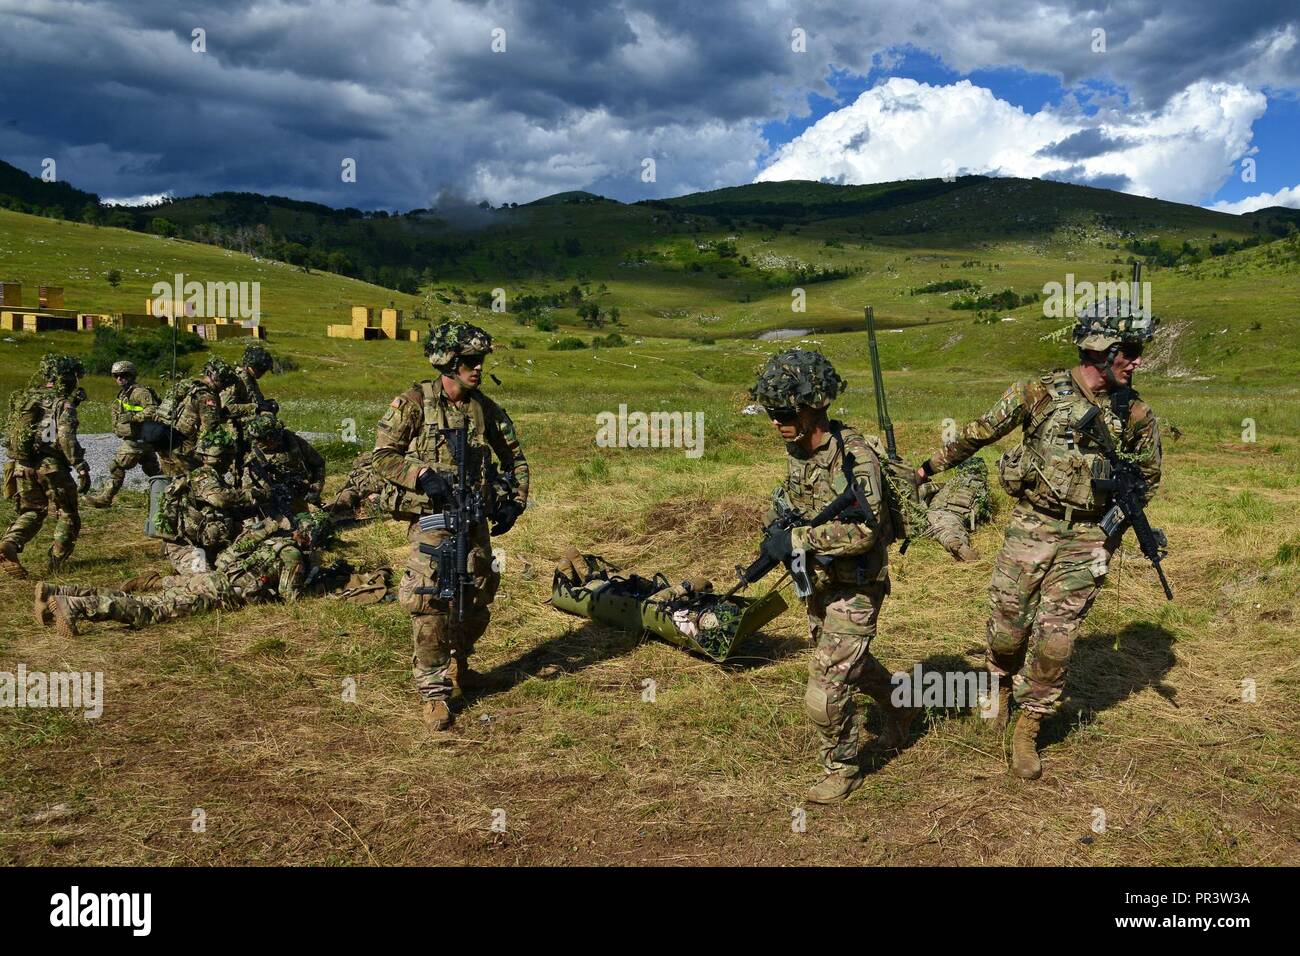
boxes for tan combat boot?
[806,769,864,804]
[422,700,453,731]
[1010,711,1043,780]
[0,540,28,579]
[85,492,113,509]
[50,596,80,638]
[956,544,979,562]
[34,583,55,627]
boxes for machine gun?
[415,425,487,622]
[1077,404,1174,600]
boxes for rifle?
[865,305,920,550]
[865,306,899,459]
[1077,404,1174,600]
[724,483,864,599]
[415,425,487,622]
[245,455,297,528]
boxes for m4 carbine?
[415,425,487,622]
[1077,404,1174,600]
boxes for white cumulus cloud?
[756,78,1266,205]
[1209,184,1300,214]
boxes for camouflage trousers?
[52,571,234,628]
[397,520,500,703]
[164,541,217,575]
[804,580,894,774]
[2,462,80,559]
[100,440,160,500]
[926,508,973,558]
[986,501,1111,716]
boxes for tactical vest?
[223,537,300,598]
[387,380,492,518]
[998,369,1124,518]
[113,384,159,439]
[4,390,70,465]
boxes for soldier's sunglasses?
[1119,343,1144,360]
[460,355,486,369]
[765,406,799,424]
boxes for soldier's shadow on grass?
[1041,620,1178,747]
[475,619,647,696]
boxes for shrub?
[84,324,206,377]
[548,337,587,351]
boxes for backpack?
[153,378,204,437]
[834,427,924,551]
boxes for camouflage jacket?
[247,431,326,499]
[111,382,159,439]
[768,422,889,586]
[372,377,529,513]
[927,367,1162,517]
[215,520,308,601]
[183,464,260,548]
[6,386,85,469]
[220,367,266,425]
[161,379,225,443]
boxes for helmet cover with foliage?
[294,511,333,549]
[749,348,846,410]
[1072,310,1159,352]
[38,354,86,393]
[425,321,493,370]
[246,413,283,443]
[110,360,138,378]
[242,344,273,373]
[201,356,237,387]
[196,424,238,460]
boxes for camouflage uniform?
[244,415,326,513]
[220,346,274,425]
[88,362,161,506]
[751,349,911,794]
[156,360,233,475]
[161,426,263,573]
[372,322,529,719]
[41,514,329,635]
[918,456,991,560]
[327,450,387,517]
[2,356,90,575]
[924,322,1162,722]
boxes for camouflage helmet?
[196,424,237,460]
[294,511,333,549]
[246,413,282,443]
[241,343,273,373]
[110,360,138,378]
[201,356,237,387]
[38,354,86,389]
[1072,310,1159,352]
[425,321,493,370]
[749,349,846,410]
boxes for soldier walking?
[749,349,919,803]
[2,355,92,576]
[915,310,1162,778]
[85,360,161,508]
[371,322,529,731]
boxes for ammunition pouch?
[998,443,1029,499]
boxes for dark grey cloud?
[1036,128,1134,160]
[1042,165,1134,192]
[0,0,1295,208]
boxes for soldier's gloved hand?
[760,525,795,564]
[491,499,524,536]
[418,468,453,505]
[75,464,92,494]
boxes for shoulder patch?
[390,397,404,408]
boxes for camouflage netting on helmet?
[749,348,846,409]
[246,413,282,442]
[196,424,237,458]
[294,511,333,548]
[37,354,85,391]
[425,321,493,369]
[242,344,273,372]
[1073,311,1160,351]
[201,356,237,387]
